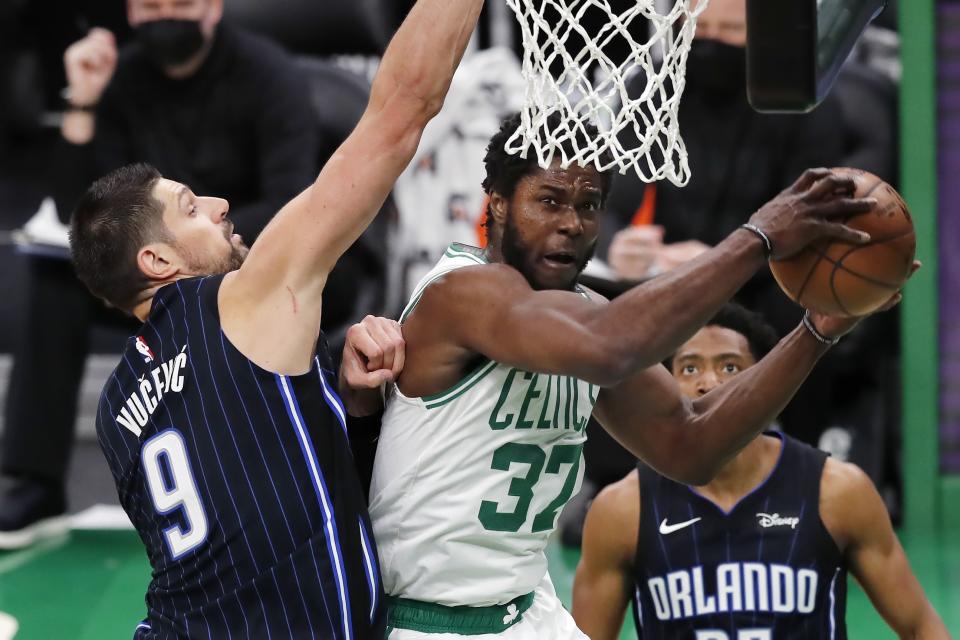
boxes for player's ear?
[489,192,509,227]
[137,242,179,282]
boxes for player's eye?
[682,365,698,375]
[541,196,559,206]
[722,363,740,374]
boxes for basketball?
[770,168,916,317]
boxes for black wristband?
[740,223,773,259]
[802,310,840,346]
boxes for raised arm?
[234,0,484,290]
[820,460,949,639]
[572,473,639,640]
[220,0,484,373]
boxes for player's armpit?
[572,472,640,640]
[820,460,950,639]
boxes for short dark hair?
[69,163,170,310]
[667,303,780,368]
[481,112,615,231]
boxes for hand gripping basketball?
[768,168,917,317]
[746,168,876,261]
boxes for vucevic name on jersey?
[633,433,848,640]
[98,275,385,639]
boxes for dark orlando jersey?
[632,433,847,640]
[98,275,385,639]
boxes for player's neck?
[695,434,781,510]
[132,278,184,321]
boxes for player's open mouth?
[543,252,576,267]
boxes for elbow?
[373,75,446,129]
[651,428,721,487]
[582,343,635,388]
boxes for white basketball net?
[504,0,708,185]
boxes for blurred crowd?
[0,0,901,542]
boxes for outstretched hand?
[808,260,922,339]
[749,168,877,261]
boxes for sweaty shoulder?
[819,457,884,553]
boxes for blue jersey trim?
[314,359,348,438]
[276,374,354,640]
[357,516,380,622]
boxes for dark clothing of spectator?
[602,80,846,255]
[56,23,318,240]
[1,22,318,490]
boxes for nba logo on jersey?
[135,336,155,363]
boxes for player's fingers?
[383,320,406,378]
[818,197,876,218]
[820,222,871,245]
[346,323,384,371]
[908,260,922,277]
[363,316,398,373]
[349,367,394,390]
[805,174,857,201]
[789,168,833,193]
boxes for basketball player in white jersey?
[368,112,908,638]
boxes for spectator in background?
[0,0,318,548]
[569,0,900,540]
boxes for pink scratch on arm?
[286,286,298,314]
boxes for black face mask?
[135,19,205,69]
[685,38,747,101]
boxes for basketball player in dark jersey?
[65,0,483,636]
[572,304,948,639]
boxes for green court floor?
[0,524,956,638]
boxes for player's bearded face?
[501,205,596,291]
[175,220,248,275]
[499,164,601,291]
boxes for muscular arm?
[220,0,484,373]
[591,323,830,485]
[400,230,766,395]
[401,169,872,395]
[821,460,949,639]
[572,473,639,640]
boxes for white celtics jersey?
[369,243,599,607]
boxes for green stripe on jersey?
[423,359,498,409]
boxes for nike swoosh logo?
[659,517,702,535]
